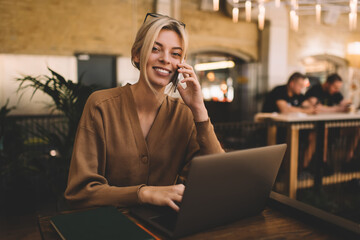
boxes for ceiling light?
[195,61,235,71]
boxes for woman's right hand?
[138,184,185,212]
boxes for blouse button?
[141,156,148,163]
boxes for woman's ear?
[133,54,140,69]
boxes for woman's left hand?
[176,62,208,122]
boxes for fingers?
[180,77,199,87]
[143,185,185,212]
[168,199,180,212]
[177,62,193,72]
[177,63,196,79]
[166,185,185,212]
[174,184,185,194]
[178,67,194,77]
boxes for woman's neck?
[130,79,166,113]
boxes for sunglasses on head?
[143,13,186,28]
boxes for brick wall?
[0,0,259,59]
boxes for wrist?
[137,184,147,204]
[191,105,208,122]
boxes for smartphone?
[172,68,180,92]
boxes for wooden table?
[255,112,360,199]
[38,192,359,240]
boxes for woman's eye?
[172,52,181,57]
[152,47,160,52]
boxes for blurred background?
[0,0,359,239]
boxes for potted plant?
[16,68,98,204]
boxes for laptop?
[131,144,287,238]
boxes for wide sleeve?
[64,96,143,209]
[179,118,224,178]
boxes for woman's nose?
[159,51,170,64]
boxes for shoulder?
[270,85,287,99]
[271,85,287,95]
[82,85,130,121]
[334,92,344,100]
[310,84,322,91]
[86,86,125,107]
[306,84,321,95]
[272,85,286,92]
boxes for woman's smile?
[153,66,172,76]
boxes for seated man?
[305,73,351,112]
[262,73,315,178]
[304,73,357,170]
[262,72,315,114]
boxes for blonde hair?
[131,14,188,93]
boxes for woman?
[65,13,224,212]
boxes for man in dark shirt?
[305,73,351,112]
[304,73,354,169]
[262,72,315,114]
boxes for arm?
[176,62,208,122]
[315,99,351,113]
[276,99,315,114]
[176,61,223,155]
[65,98,145,209]
[315,105,345,113]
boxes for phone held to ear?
[172,68,180,92]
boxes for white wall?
[265,5,291,90]
[0,54,141,115]
[0,54,77,115]
[116,57,139,86]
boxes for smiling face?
[289,78,306,95]
[328,80,342,95]
[145,29,183,90]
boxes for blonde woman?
[65,13,223,212]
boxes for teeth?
[154,68,170,74]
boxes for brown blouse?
[64,84,223,209]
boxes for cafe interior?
[1,0,360,239]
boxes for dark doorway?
[188,52,259,122]
[76,54,117,89]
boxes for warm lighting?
[347,42,360,68]
[303,57,316,65]
[349,13,357,31]
[227,0,357,31]
[194,61,235,71]
[258,3,265,30]
[220,82,228,92]
[207,71,216,82]
[245,0,252,22]
[347,42,360,55]
[304,78,310,88]
[349,0,357,30]
[290,10,295,29]
[294,13,299,31]
[213,0,219,11]
[290,9,299,31]
[315,4,321,24]
[50,149,58,157]
[232,8,239,23]
[275,0,281,8]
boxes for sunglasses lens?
[144,13,185,28]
